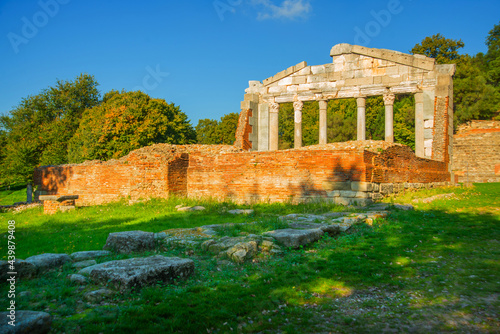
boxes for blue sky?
[1,0,499,125]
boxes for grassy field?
[0,184,499,333]
[0,184,28,206]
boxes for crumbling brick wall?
[452,120,500,183]
[187,141,449,203]
[34,144,240,206]
[34,141,449,207]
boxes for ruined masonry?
[236,43,455,165]
[452,120,500,183]
[34,44,454,211]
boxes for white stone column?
[319,100,328,145]
[356,97,366,141]
[293,99,304,148]
[383,94,395,143]
[269,102,280,151]
[415,92,424,158]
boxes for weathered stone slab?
[86,255,194,290]
[67,274,87,285]
[25,253,71,274]
[0,259,36,280]
[226,241,259,263]
[72,260,96,269]
[227,209,255,215]
[84,288,114,302]
[103,231,155,254]
[412,193,454,203]
[70,250,111,262]
[392,204,414,211]
[0,310,51,334]
[177,206,206,212]
[263,229,324,248]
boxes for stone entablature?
[238,43,455,165]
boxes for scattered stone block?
[227,209,254,215]
[70,250,111,262]
[85,255,195,290]
[154,232,168,241]
[0,310,51,334]
[393,204,414,211]
[72,260,97,269]
[18,291,31,299]
[25,253,71,274]
[0,259,36,281]
[263,229,324,248]
[84,288,114,302]
[177,206,206,212]
[412,193,454,203]
[226,241,259,263]
[103,231,155,254]
[67,274,87,285]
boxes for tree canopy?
[68,91,196,163]
[0,73,100,184]
[195,112,239,145]
[410,29,500,126]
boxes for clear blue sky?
[1,0,499,125]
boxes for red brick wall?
[234,109,253,151]
[34,144,240,206]
[452,120,500,183]
[34,142,449,206]
[188,142,449,203]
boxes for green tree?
[410,33,465,64]
[484,21,500,87]
[68,91,196,163]
[195,113,239,145]
[366,96,385,140]
[196,119,219,144]
[327,99,357,142]
[393,95,416,149]
[215,112,239,145]
[411,31,500,126]
[454,55,500,125]
[278,103,294,149]
[1,73,100,183]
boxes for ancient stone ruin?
[34,44,455,212]
[236,43,455,163]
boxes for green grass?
[0,184,499,333]
[0,184,27,205]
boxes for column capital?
[318,100,328,109]
[356,97,366,107]
[293,100,304,112]
[383,94,395,106]
[269,102,280,113]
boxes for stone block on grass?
[103,230,155,254]
[25,253,71,274]
[263,229,324,249]
[86,255,194,290]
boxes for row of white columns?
[269,94,398,150]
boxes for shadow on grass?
[68,206,500,333]
[2,188,499,333]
